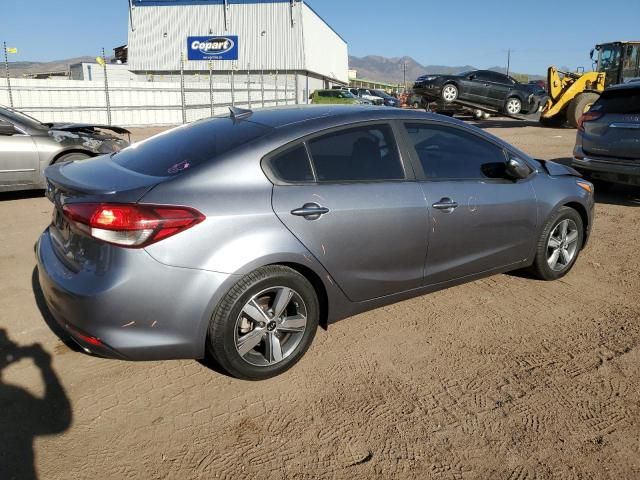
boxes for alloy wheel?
[546,219,579,272]
[442,85,458,102]
[234,286,308,367]
[506,98,522,114]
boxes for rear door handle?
[291,203,330,220]
[432,198,458,212]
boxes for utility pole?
[506,48,511,76]
[3,42,13,107]
[402,61,408,92]
[102,48,112,125]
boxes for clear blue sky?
[2,0,640,74]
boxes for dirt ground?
[1,118,639,479]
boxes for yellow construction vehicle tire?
[566,92,600,128]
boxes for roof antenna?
[228,106,253,121]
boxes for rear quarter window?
[111,117,270,177]
[592,89,640,114]
[268,145,314,183]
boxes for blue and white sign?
[187,36,239,61]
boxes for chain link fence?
[1,56,301,127]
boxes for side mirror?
[0,123,18,136]
[468,74,475,80]
[590,49,595,60]
[506,157,532,180]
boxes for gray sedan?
[36,105,594,379]
[572,83,640,187]
[0,106,129,192]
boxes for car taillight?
[577,111,603,131]
[62,203,205,248]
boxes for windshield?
[457,71,473,77]
[597,44,622,72]
[340,91,356,99]
[0,106,45,129]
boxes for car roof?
[235,105,434,129]
[606,82,640,92]
[218,105,530,158]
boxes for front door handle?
[291,203,330,220]
[432,198,458,212]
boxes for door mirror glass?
[506,157,532,179]
[0,123,18,136]
[468,74,476,80]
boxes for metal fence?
[0,61,300,127]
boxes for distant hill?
[349,55,544,84]
[6,56,97,76]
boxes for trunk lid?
[44,155,164,270]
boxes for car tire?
[441,84,458,103]
[473,109,484,120]
[566,92,600,128]
[482,112,491,119]
[207,265,319,380]
[53,152,91,164]
[528,207,584,281]
[505,97,522,115]
[412,101,420,109]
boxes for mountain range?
[4,54,544,83]
[5,56,97,76]
[348,55,544,84]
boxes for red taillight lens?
[62,203,205,248]
[577,110,603,131]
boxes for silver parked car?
[37,105,594,379]
[572,83,640,187]
[0,106,129,192]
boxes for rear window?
[591,89,640,114]
[111,117,270,176]
[307,124,405,182]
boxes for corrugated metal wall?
[128,1,348,83]
[301,6,348,84]
[128,2,304,72]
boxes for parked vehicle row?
[312,87,400,107]
[37,105,594,380]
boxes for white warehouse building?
[127,0,349,103]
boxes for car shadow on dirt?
[0,327,72,480]
[470,118,543,129]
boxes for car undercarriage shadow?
[594,185,640,207]
[469,118,544,129]
[0,189,45,202]
[548,158,640,207]
[0,328,72,480]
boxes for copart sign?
[187,36,238,60]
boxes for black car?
[414,70,546,116]
[369,89,400,107]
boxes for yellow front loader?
[540,67,605,127]
[541,41,640,128]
